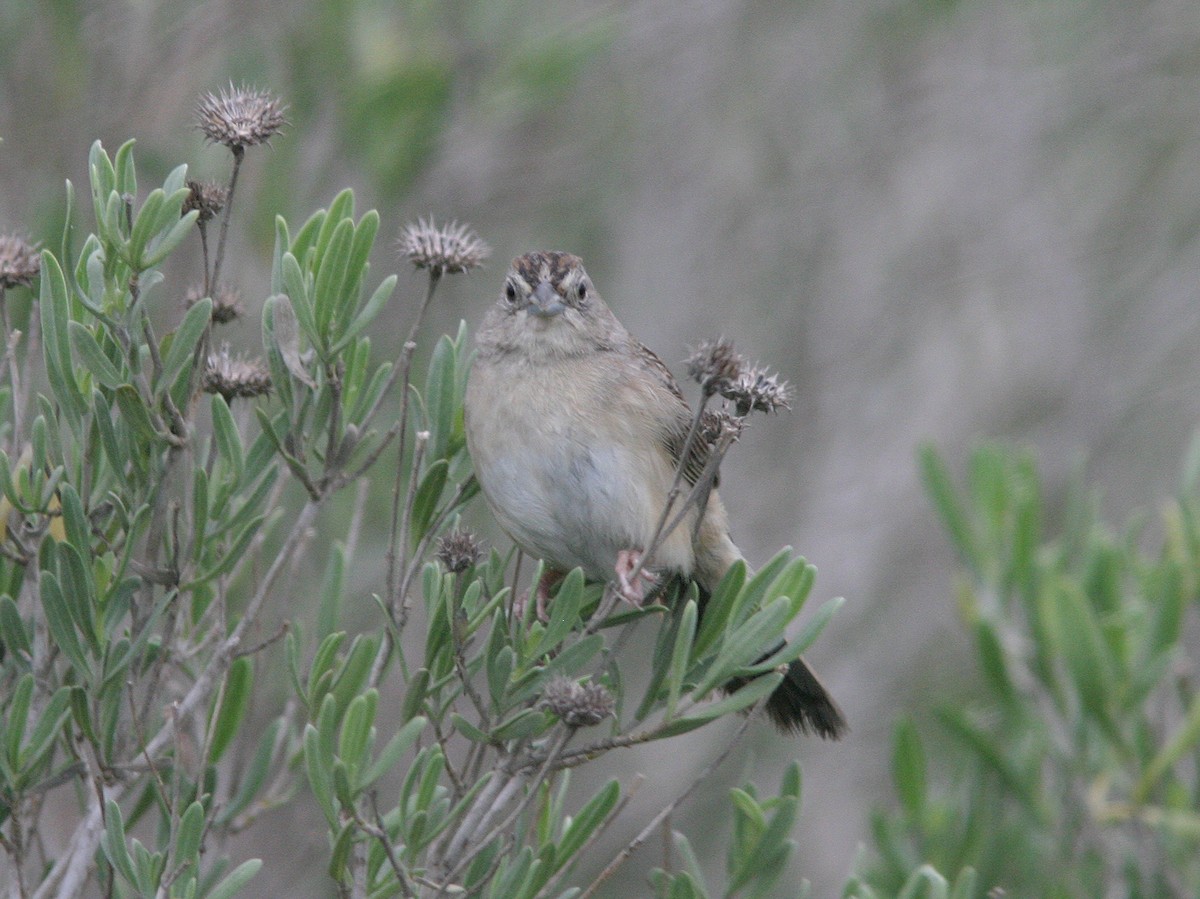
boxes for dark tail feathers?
[725,655,847,740]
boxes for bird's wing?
[631,340,721,489]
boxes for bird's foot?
[614,549,657,605]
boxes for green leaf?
[210,394,244,476]
[114,384,162,444]
[303,723,337,827]
[101,798,139,886]
[361,716,425,790]
[173,801,205,869]
[787,595,845,656]
[919,444,981,576]
[5,673,33,766]
[126,188,165,266]
[536,567,585,656]
[263,293,314,388]
[191,466,209,565]
[312,218,354,342]
[331,274,397,355]
[338,689,378,777]
[451,713,490,743]
[113,138,136,196]
[410,459,449,547]
[159,297,211,389]
[141,210,198,269]
[401,668,429,722]
[491,708,551,742]
[209,657,253,764]
[206,859,263,899]
[656,671,784,738]
[553,780,620,871]
[0,595,31,660]
[307,632,347,715]
[327,634,379,717]
[57,483,89,555]
[218,719,283,826]
[693,597,792,698]
[1048,580,1115,721]
[40,572,90,676]
[68,322,124,389]
[40,251,86,426]
[1133,687,1200,803]
[665,599,697,720]
[937,707,1041,817]
[892,718,926,815]
[897,864,949,899]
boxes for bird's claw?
[615,548,657,605]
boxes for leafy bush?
[850,444,1200,897]
[0,98,843,898]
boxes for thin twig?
[578,715,755,899]
[33,499,322,899]
[209,147,243,293]
[438,728,573,889]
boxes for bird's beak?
[527,280,566,318]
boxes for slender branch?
[437,728,573,890]
[209,147,243,293]
[578,715,755,899]
[33,499,322,899]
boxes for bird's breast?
[465,354,694,579]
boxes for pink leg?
[614,549,658,605]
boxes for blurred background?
[4,0,1200,894]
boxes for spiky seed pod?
[542,677,615,727]
[202,345,271,402]
[722,367,792,417]
[685,338,746,397]
[182,180,228,224]
[435,528,486,574]
[186,285,243,324]
[398,218,490,275]
[195,84,288,151]
[0,234,40,289]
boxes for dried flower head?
[195,84,288,151]
[541,677,615,728]
[686,338,746,396]
[186,284,243,324]
[182,179,228,225]
[398,218,490,275]
[435,528,485,574]
[699,408,743,446]
[202,345,271,402]
[722,366,792,417]
[0,234,40,290]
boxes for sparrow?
[463,251,846,739]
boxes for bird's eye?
[577,282,587,300]
[504,283,517,303]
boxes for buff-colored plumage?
[464,251,845,738]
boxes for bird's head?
[477,251,623,359]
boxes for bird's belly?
[480,438,630,573]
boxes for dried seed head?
[686,338,746,397]
[398,218,490,275]
[0,234,40,290]
[700,408,743,445]
[186,284,243,324]
[195,84,288,151]
[435,528,485,574]
[182,179,228,225]
[722,366,792,417]
[542,677,615,728]
[202,345,271,402]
